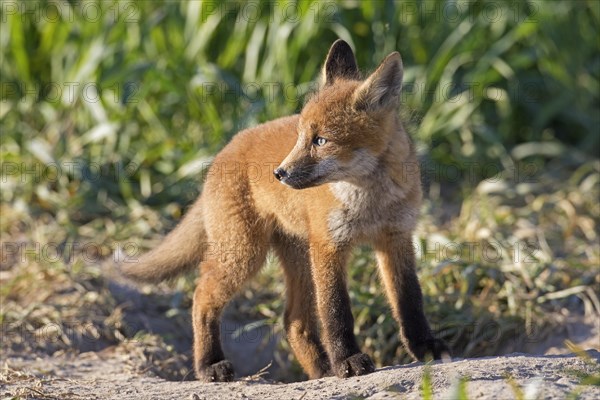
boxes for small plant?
[421,364,434,400]
[564,340,600,399]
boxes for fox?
[121,39,448,382]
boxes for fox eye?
[313,136,327,146]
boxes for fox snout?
[273,167,288,182]
[273,164,304,188]
[274,157,340,189]
[273,162,321,189]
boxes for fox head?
[274,39,404,189]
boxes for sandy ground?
[2,349,599,400]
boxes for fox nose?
[273,168,288,181]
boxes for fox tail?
[119,199,206,283]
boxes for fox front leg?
[309,242,375,378]
[374,231,449,361]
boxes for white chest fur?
[327,173,418,244]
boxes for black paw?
[196,360,234,382]
[412,338,451,361]
[335,353,375,378]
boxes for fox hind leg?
[192,212,270,382]
[273,233,331,379]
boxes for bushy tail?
[120,199,207,283]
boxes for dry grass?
[1,158,598,382]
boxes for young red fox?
[122,40,448,382]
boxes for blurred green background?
[1,0,598,382]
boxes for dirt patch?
[2,349,598,399]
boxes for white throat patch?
[327,163,416,244]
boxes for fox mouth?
[278,165,328,189]
[277,159,339,189]
[280,173,325,190]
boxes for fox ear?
[321,39,360,86]
[352,52,403,111]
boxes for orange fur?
[122,39,448,382]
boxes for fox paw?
[412,338,451,361]
[196,360,234,382]
[335,353,375,378]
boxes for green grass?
[421,365,434,400]
[1,0,599,383]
